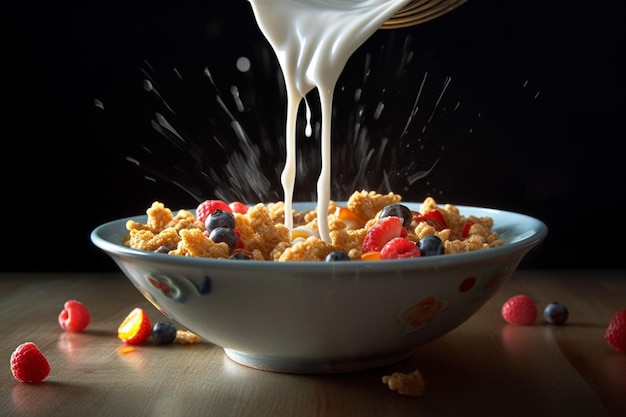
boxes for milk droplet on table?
[248,0,411,242]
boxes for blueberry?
[152,322,177,345]
[154,245,174,254]
[230,252,251,260]
[544,301,569,325]
[209,227,239,250]
[378,204,412,229]
[205,209,235,233]
[418,235,444,256]
[325,251,351,262]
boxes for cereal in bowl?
[124,190,503,261]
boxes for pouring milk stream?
[247,0,413,242]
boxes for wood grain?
[1,270,624,417]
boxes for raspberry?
[605,308,626,353]
[362,216,405,253]
[118,308,152,345]
[380,237,421,260]
[11,342,51,383]
[501,294,537,326]
[196,199,231,223]
[58,300,91,332]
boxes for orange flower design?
[401,295,446,333]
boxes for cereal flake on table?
[123,190,503,261]
[382,368,425,397]
[175,329,204,345]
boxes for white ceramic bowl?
[91,202,547,373]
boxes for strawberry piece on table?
[118,308,152,345]
[58,300,91,332]
[11,342,51,383]
[605,308,626,353]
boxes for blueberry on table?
[544,301,569,325]
[152,322,177,345]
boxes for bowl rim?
[90,202,547,272]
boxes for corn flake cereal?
[175,330,204,345]
[123,191,502,261]
[382,369,425,397]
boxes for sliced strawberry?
[118,308,152,345]
[461,221,473,238]
[413,210,448,231]
[362,216,404,253]
[234,228,244,249]
[380,238,421,260]
[229,201,249,214]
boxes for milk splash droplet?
[236,57,251,72]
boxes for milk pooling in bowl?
[247,0,412,242]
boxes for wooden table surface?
[1,269,625,417]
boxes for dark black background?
[3,0,625,272]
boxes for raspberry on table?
[502,294,537,326]
[11,342,51,383]
[605,308,626,353]
[58,300,91,332]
